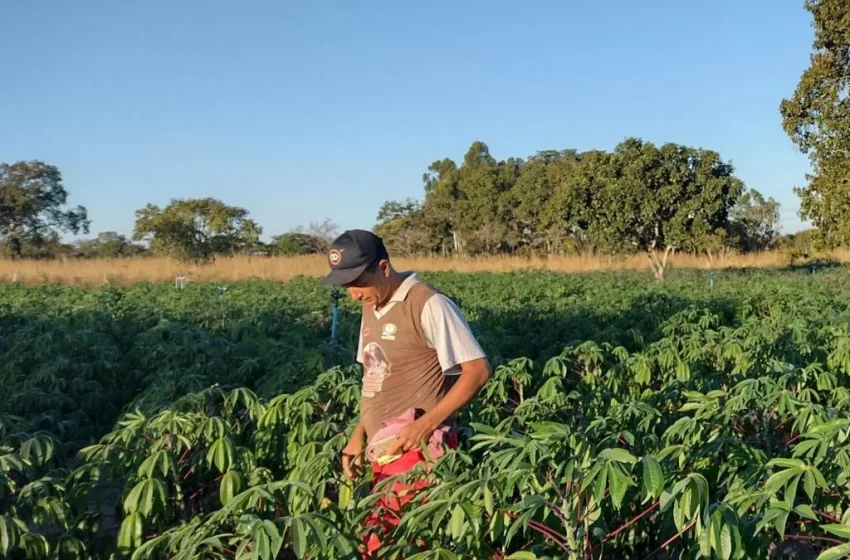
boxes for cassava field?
[3,267,850,560]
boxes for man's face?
[344,260,392,308]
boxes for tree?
[780,0,850,248]
[700,227,736,269]
[0,231,73,260]
[559,139,744,280]
[452,142,516,255]
[268,232,326,256]
[775,228,818,263]
[728,188,781,252]
[75,231,147,259]
[374,199,430,256]
[292,218,339,246]
[375,139,744,273]
[420,158,462,255]
[133,198,261,263]
[509,150,580,255]
[0,161,90,259]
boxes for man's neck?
[375,270,411,310]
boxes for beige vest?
[359,279,456,441]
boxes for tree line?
[1,0,846,273]
[0,152,803,278]
[0,160,343,262]
[373,138,788,278]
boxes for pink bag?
[365,408,452,464]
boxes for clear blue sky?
[1,0,814,241]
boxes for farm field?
[2,267,850,559]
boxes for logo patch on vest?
[381,323,397,340]
[361,342,391,397]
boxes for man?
[320,229,491,555]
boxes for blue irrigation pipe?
[330,289,344,344]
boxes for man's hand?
[386,358,491,458]
[385,417,437,458]
[341,421,366,479]
[341,438,364,479]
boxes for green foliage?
[728,189,782,253]
[780,0,850,249]
[133,198,262,263]
[377,138,748,278]
[0,161,90,259]
[268,232,326,257]
[374,199,430,256]
[73,231,147,259]
[3,268,850,558]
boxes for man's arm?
[420,357,490,429]
[342,317,367,478]
[386,294,491,456]
[341,419,367,478]
[386,357,490,455]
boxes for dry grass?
[0,249,847,286]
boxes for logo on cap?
[329,249,342,265]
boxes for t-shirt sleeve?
[421,294,487,374]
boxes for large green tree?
[509,149,581,255]
[451,142,520,255]
[563,139,744,279]
[421,158,464,255]
[780,0,850,248]
[0,161,89,259]
[376,140,746,272]
[728,188,781,252]
[133,198,261,262]
[374,199,430,256]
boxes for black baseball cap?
[320,229,390,286]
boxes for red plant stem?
[178,447,192,465]
[785,534,844,545]
[188,487,207,502]
[547,474,567,502]
[584,496,592,558]
[579,488,610,521]
[785,434,802,446]
[503,511,573,554]
[814,510,841,523]
[642,519,697,560]
[542,500,570,526]
[598,502,659,546]
[528,520,572,553]
[182,464,197,481]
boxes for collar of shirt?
[372,271,417,319]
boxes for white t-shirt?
[356,272,486,376]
